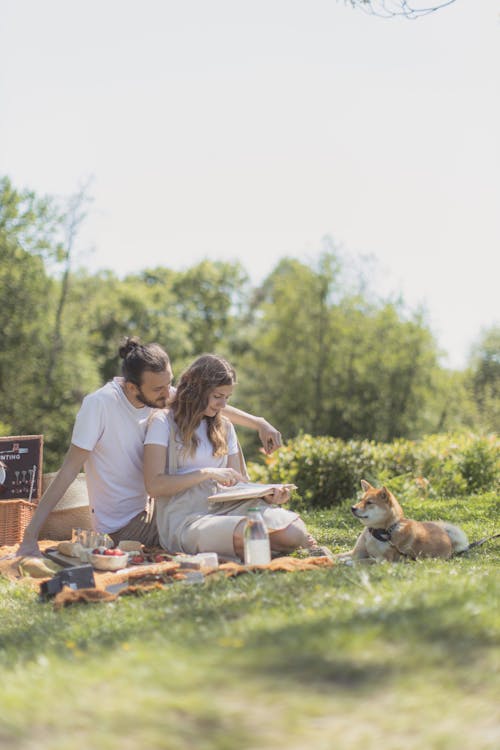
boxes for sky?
[1,0,499,370]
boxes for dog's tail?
[436,522,500,555]
[456,531,500,554]
[435,522,469,553]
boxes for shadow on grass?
[230,596,499,689]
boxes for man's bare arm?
[222,405,282,454]
[17,444,90,557]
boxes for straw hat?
[41,473,89,510]
[39,473,92,540]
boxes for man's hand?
[221,407,282,454]
[17,533,42,558]
[257,419,282,454]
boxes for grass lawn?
[1,492,499,749]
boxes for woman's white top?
[144,410,239,472]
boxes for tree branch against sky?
[345,0,457,18]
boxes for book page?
[207,481,297,503]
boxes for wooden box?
[0,435,43,545]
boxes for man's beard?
[135,388,167,409]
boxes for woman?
[144,354,326,561]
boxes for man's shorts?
[109,498,160,548]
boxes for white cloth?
[71,377,155,534]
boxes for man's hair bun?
[117,337,170,385]
[118,336,142,360]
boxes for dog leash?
[368,524,416,560]
[454,531,500,556]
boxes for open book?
[207,481,297,503]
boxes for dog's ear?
[360,479,372,492]
[380,486,391,502]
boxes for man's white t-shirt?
[71,377,154,533]
[145,411,239,471]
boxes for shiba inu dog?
[336,480,469,562]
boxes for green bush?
[248,432,500,508]
[458,437,499,493]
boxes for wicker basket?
[0,499,38,546]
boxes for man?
[18,337,281,556]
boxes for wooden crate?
[0,435,43,546]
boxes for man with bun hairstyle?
[18,337,282,556]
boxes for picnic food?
[91,547,126,556]
[57,541,80,557]
[19,556,62,578]
[117,539,143,552]
[89,549,128,571]
[154,553,170,563]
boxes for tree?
[334,302,441,441]
[82,266,191,383]
[467,326,500,433]
[236,252,344,442]
[0,177,100,468]
[0,177,55,435]
[45,180,94,393]
[236,250,444,447]
[343,0,456,18]
[171,260,250,364]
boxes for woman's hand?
[207,467,247,486]
[263,486,291,505]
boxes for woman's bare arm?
[144,443,245,498]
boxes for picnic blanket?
[0,540,335,608]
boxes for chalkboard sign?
[0,435,43,502]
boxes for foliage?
[0,178,56,440]
[466,325,500,435]
[236,249,454,451]
[343,0,457,19]
[0,178,101,468]
[235,252,343,439]
[170,259,250,359]
[249,432,500,509]
[0,176,495,470]
[0,491,498,749]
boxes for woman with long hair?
[144,354,325,560]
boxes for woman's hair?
[119,337,170,386]
[171,354,236,457]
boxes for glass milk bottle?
[243,508,271,565]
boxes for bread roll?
[57,541,80,557]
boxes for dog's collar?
[368,522,400,543]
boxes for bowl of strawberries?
[89,547,129,571]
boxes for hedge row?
[247,432,500,509]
